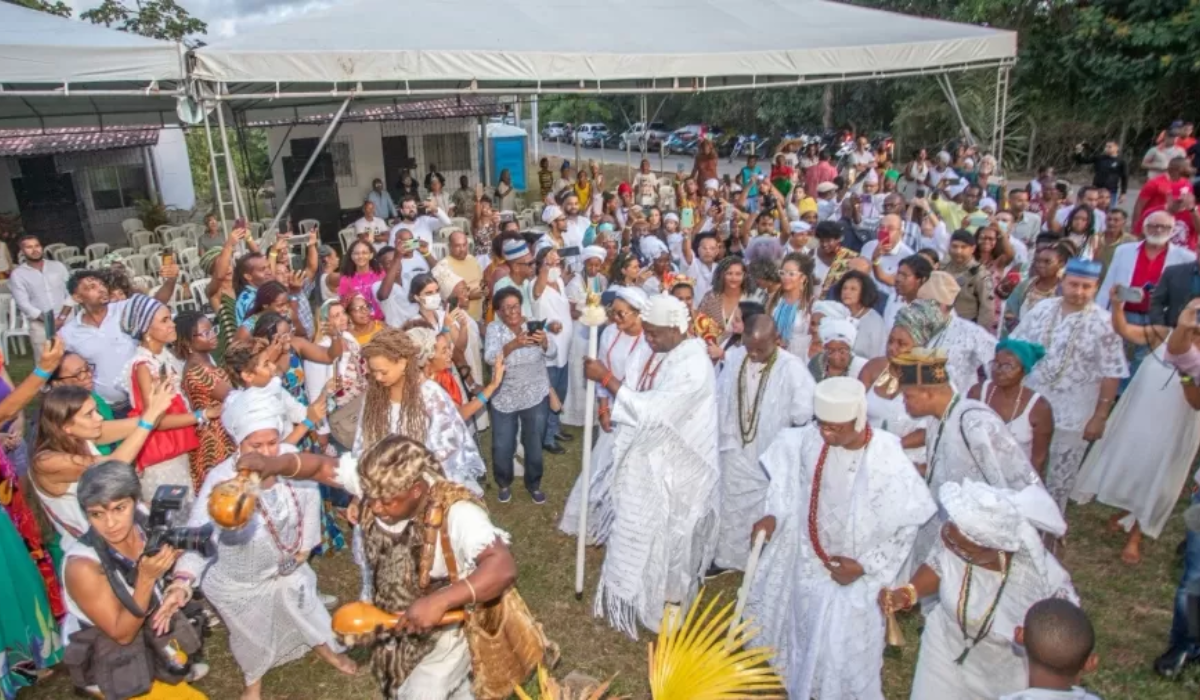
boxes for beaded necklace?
[638,354,668,391]
[1039,301,1089,388]
[953,554,1013,665]
[257,481,304,574]
[606,331,641,376]
[807,425,874,566]
[737,351,778,446]
[925,393,961,486]
[985,382,1026,424]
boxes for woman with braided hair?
[232,435,528,699]
[355,328,485,495]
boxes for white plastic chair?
[109,247,134,259]
[190,278,212,313]
[62,255,87,269]
[298,219,320,235]
[129,231,154,250]
[85,243,110,262]
[338,227,357,253]
[450,217,471,235]
[154,225,173,240]
[178,247,199,269]
[123,254,150,277]
[86,259,108,270]
[51,246,80,262]
[43,243,67,258]
[121,219,144,235]
[3,297,30,357]
[430,242,448,259]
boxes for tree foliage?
[5,0,71,17]
[79,0,206,41]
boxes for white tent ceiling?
[192,0,1016,106]
[0,2,186,129]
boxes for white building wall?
[267,117,481,214]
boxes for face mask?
[421,295,442,311]
[995,221,1010,234]
[547,268,562,283]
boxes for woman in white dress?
[304,299,367,449]
[561,247,608,427]
[967,339,1053,476]
[533,247,575,447]
[118,295,222,505]
[768,252,815,359]
[807,316,869,382]
[177,390,355,700]
[559,286,652,544]
[1072,290,1200,564]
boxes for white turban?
[643,293,690,333]
[664,213,680,224]
[406,327,439,369]
[979,197,998,213]
[819,317,858,347]
[639,236,670,261]
[940,480,1066,575]
[611,285,649,312]
[431,262,464,300]
[581,245,606,263]
[812,300,851,320]
[541,205,565,224]
[814,376,867,431]
[703,178,720,191]
[790,220,812,234]
[222,378,306,445]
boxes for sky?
[64,0,331,37]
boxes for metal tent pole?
[991,66,1003,154]
[267,95,354,235]
[997,66,1012,169]
[215,100,243,222]
[200,106,228,235]
[937,75,975,148]
[532,94,540,166]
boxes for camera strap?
[79,513,159,619]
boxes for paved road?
[536,137,751,179]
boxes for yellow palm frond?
[648,590,785,700]
[513,664,623,700]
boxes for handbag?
[328,393,364,448]
[128,364,199,471]
[437,519,559,699]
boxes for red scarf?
[436,369,464,406]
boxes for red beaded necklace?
[807,425,873,566]
[606,331,641,378]
[258,481,304,558]
[638,354,668,391]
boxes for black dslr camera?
[144,485,215,558]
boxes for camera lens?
[162,523,216,558]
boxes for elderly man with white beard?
[745,376,936,700]
[710,314,814,574]
[583,293,719,638]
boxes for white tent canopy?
[0,2,186,129]
[193,0,1016,100]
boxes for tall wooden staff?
[574,291,607,600]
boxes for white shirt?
[1054,206,1107,236]
[60,299,138,405]
[9,259,70,321]
[389,210,453,246]
[564,216,589,250]
[928,166,960,188]
[858,240,915,298]
[353,216,389,250]
[685,257,717,301]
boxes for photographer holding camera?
[61,460,211,699]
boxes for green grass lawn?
[11,356,1198,697]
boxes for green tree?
[185,125,271,219]
[4,0,72,17]
[80,0,206,41]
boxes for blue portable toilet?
[486,123,527,192]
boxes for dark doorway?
[282,138,340,244]
[381,135,415,201]
[12,156,86,248]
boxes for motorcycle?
[728,134,771,162]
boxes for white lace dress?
[559,325,651,543]
[117,346,194,509]
[1011,298,1128,510]
[746,426,936,699]
[712,347,814,571]
[560,274,606,427]
[176,449,339,685]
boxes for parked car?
[542,122,571,141]
[575,123,609,147]
[619,122,671,152]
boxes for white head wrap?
[639,236,670,261]
[581,245,606,263]
[406,326,439,368]
[664,213,680,223]
[431,262,464,300]
[789,220,812,234]
[940,480,1066,575]
[222,378,306,445]
[541,205,565,224]
[813,376,867,431]
[643,293,690,333]
[611,286,649,312]
[703,178,720,191]
[812,300,852,321]
[979,197,999,213]
[937,150,952,165]
[819,317,858,347]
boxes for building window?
[330,137,356,188]
[422,132,471,171]
[89,165,148,211]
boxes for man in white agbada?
[176,388,355,700]
[1011,258,1127,511]
[895,348,1043,573]
[583,293,719,638]
[880,480,1075,700]
[711,314,815,572]
[745,377,936,699]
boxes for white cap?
[816,182,838,194]
[789,220,812,234]
[813,376,867,431]
[542,205,565,224]
[643,293,690,332]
